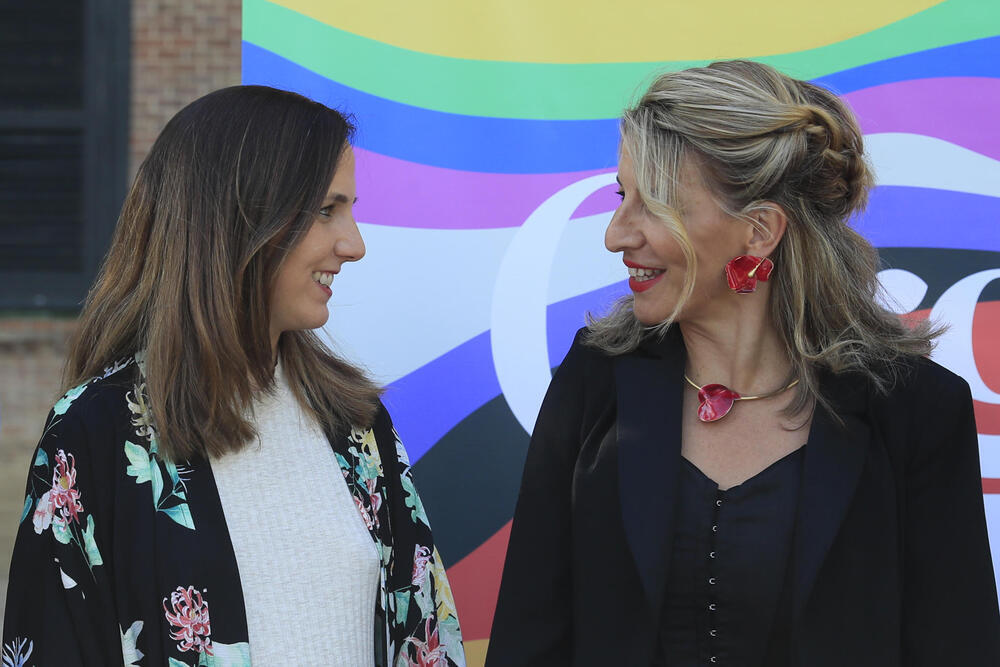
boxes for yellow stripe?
[273,0,942,63]
[464,638,489,667]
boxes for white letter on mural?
[491,173,618,434]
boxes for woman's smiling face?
[605,148,753,326]
[268,146,365,346]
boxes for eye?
[318,204,334,218]
[615,189,625,201]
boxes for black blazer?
[487,328,1000,666]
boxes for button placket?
[705,491,726,664]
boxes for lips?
[311,270,335,297]
[624,260,666,293]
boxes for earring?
[725,255,773,293]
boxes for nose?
[336,217,366,262]
[605,208,642,254]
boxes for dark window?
[0,0,129,309]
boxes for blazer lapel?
[615,331,686,615]
[792,373,871,619]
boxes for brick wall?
[130,0,242,178]
[0,0,241,626]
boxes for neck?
[270,330,281,366]
[679,294,791,394]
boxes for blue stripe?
[242,42,619,174]
[816,36,1000,94]
[244,38,999,173]
[856,185,1000,253]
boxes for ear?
[744,202,787,257]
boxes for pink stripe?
[845,77,1000,160]
[354,147,614,230]
[355,78,999,230]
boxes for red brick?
[129,0,241,180]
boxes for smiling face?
[605,148,753,326]
[268,146,365,347]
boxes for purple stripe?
[855,186,1000,252]
[572,183,622,220]
[357,77,1000,231]
[355,147,614,230]
[845,77,1000,160]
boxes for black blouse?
[658,447,805,666]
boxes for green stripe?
[244,0,999,120]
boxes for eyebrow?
[324,192,358,205]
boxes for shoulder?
[43,359,138,447]
[865,355,978,465]
[880,355,972,416]
[531,328,619,434]
[556,327,616,383]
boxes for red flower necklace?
[684,374,799,422]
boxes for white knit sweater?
[211,366,379,666]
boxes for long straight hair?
[63,85,380,461]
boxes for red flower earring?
[725,255,773,293]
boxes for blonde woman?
[487,61,998,666]
[2,86,464,666]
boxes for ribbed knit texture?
[211,364,379,665]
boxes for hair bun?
[792,97,873,219]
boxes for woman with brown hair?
[487,61,999,666]
[2,86,464,666]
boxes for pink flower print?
[365,478,383,522]
[355,494,376,530]
[49,449,84,525]
[401,618,448,667]
[412,545,432,586]
[32,490,54,534]
[163,586,213,655]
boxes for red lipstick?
[624,259,666,293]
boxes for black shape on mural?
[412,393,531,566]
[878,248,1000,307]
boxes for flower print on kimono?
[22,443,103,576]
[124,374,196,530]
[340,426,387,532]
[2,637,34,667]
[164,586,213,655]
[399,618,450,667]
[162,586,250,667]
[354,477,383,531]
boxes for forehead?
[327,145,355,192]
[618,144,709,199]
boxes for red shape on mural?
[446,521,512,640]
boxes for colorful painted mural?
[242,1,1000,662]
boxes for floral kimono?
[2,356,464,667]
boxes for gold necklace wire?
[683,374,799,401]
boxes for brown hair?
[587,60,939,416]
[63,85,380,461]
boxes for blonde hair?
[586,60,938,416]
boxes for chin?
[633,303,674,327]
[298,311,330,332]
